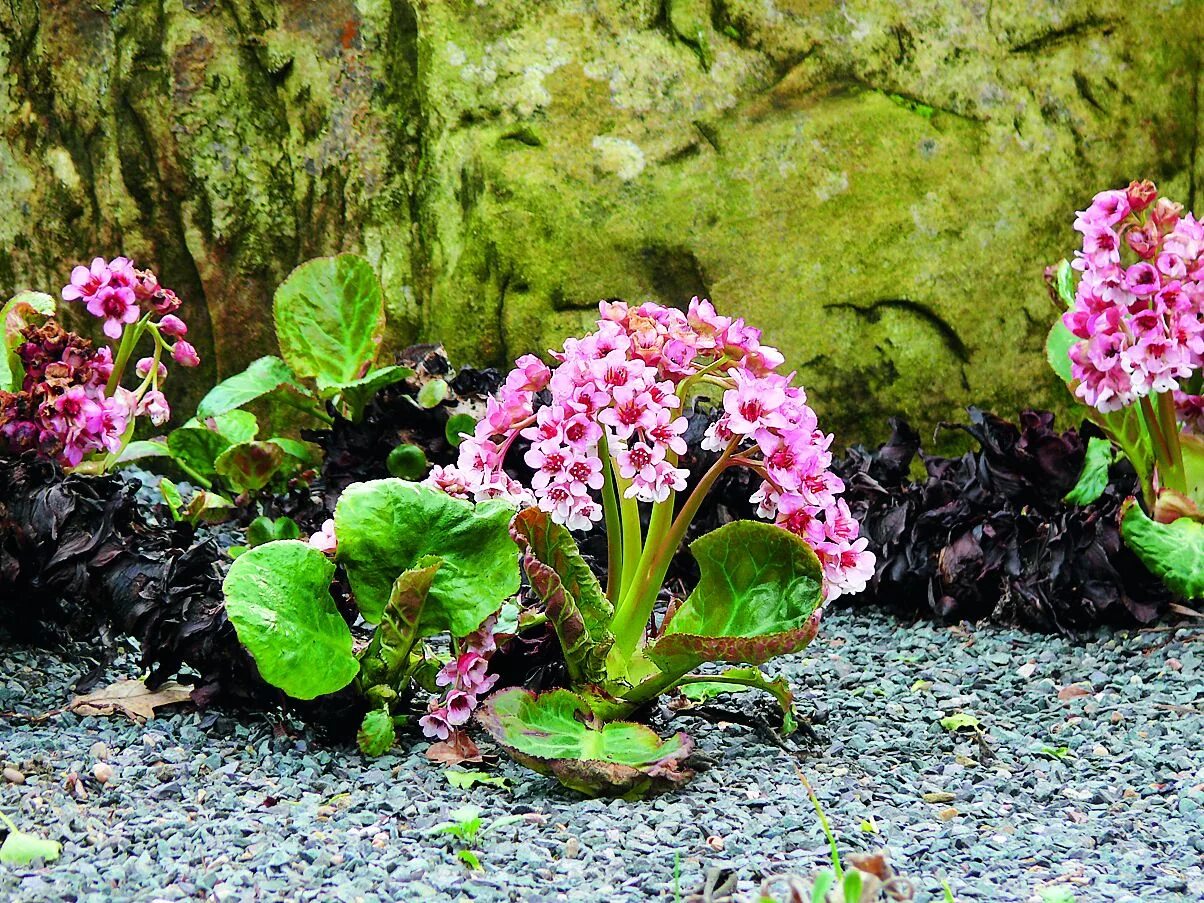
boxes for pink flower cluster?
[425,298,874,600]
[62,256,199,367]
[1065,181,1204,418]
[419,619,500,741]
[0,259,196,469]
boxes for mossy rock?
[1,0,1201,439]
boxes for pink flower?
[419,706,452,741]
[506,354,551,393]
[308,519,337,554]
[86,285,140,339]
[598,384,658,439]
[135,357,168,381]
[171,341,200,368]
[138,389,171,426]
[723,370,787,436]
[61,257,112,303]
[158,315,188,337]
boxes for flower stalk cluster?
[419,619,500,741]
[1064,182,1204,493]
[425,298,874,655]
[0,257,198,470]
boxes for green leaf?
[510,508,614,685]
[940,712,981,732]
[432,805,483,843]
[445,769,511,790]
[267,437,323,467]
[358,557,443,687]
[1,291,55,392]
[159,478,184,520]
[1054,259,1076,308]
[1046,319,1076,385]
[1064,437,1116,506]
[417,378,450,409]
[182,491,235,525]
[357,709,397,757]
[445,413,477,448]
[214,441,289,494]
[677,666,798,734]
[842,870,864,903]
[222,540,359,698]
[195,356,303,419]
[457,849,483,871]
[332,364,414,421]
[0,826,61,866]
[476,688,694,798]
[274,254,385,387]
[387,443,430,480]
[335,479,519,628]
[646,521,824,678]
[245,516,301,548]
[810,870,835,903]
[167,427,233,481]
[210,410,260,445]
[1120,499,1204,599]
[114,440,169,464]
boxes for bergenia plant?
[0,258,198,472]
[1047,180,1204,600]
[220,480,519,757]
[427,298,874,796]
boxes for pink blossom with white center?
[701,415,735,452]
[617,441,664,486]
[722,370,787,436]
[817,537,875,599]
[424,464,473,500]
[647,408,689,455]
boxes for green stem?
[597,433,624,604]
[613,470,644,597]
[104,315,150,396]
[611,440,736,657]
[1140,395,1177,491]
[1157,390,1186,492]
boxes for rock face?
[1,1,1201,438]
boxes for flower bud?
[172,340,200,368]
[1125,179,1157,212]
[158,314,188,337]
[135,357,168,380]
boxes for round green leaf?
[214,441,288,493]
[1120,499,1204,599]
[1046,319,1076,385]
[477,688,694,798]
[386,443,429,479]
[222,540,359,699]
[648,521,824,676]
[357,708,396,757]
[445,413,477,448]
[334,479,519,629]
[417,378,450,409]
[274,254,384,386]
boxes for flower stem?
[1140,395,1179,492]
[1157,390,1186,492]
[610,439,736,657]
[105,315,150,396]
[597,433,624,604]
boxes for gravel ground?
[2,609,1202,903]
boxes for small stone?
[1168,658,1182,671]
[90,742,110,761]
[3,767,25,784]
[563,837,580,859]
[939,808,959,821]
[706,835,725,851]
[922,792,956,804]
[1018,662,1037,679]
[93,762,114,785]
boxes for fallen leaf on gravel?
[1168,603,1204,619]
[0,813,61,866]
[939,712,981,732]
[1057,684,1092,701]
[68,679,193,724]
[426,730,486,766]
[445,768,510,790]
[922,791,956,803]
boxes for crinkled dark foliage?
[834,409,1171,634]
[312,344,503,509]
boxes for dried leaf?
[1057,684,1092,701]
[68,679,193,724]
[426,730,485,766]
